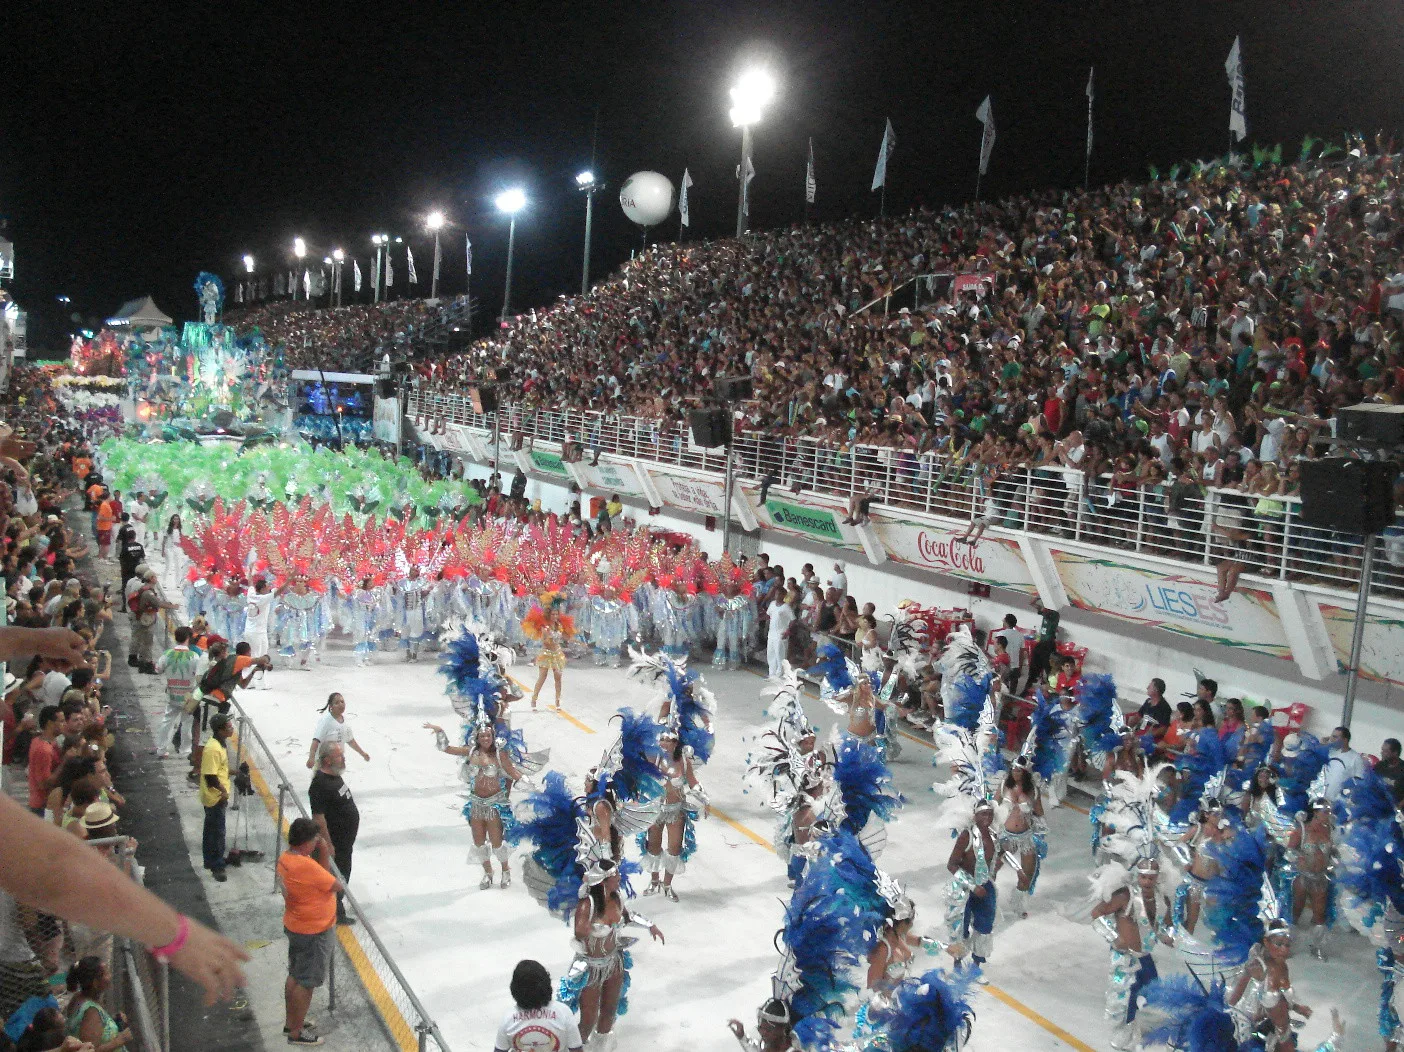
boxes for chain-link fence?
[224,699,453,1052]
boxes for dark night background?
[3,1,1403,354]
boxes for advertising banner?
[1317,601,1404,687]
[648,469,730,516]
[521,447,570,479]
[1051,549,1292,660]
[576,458,651,500]
[874,516,1035,592]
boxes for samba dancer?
[424,719,524,888]
[523,593,575,710]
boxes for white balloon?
[619,171,675,228]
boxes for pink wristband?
[150,914,189,963]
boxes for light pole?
[575,171,599,295]
[293,238,307,300]
[242,254,255,304]
[495,188,526,322]
[426,210,445,300]
[729,69,775,238]
[332,249,345,307]
[371,234,388,304]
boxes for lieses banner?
[1317,600,1404,687]
[576,458,651,500]
[1051,549,1292,660]
[874,516,1035,592]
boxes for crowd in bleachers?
[227,297,458,373]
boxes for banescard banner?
[525,448,570,478]
[874,516,1035,592]
[1050,549,1293,660]
[575,458,650,500]
[1317,600,1404,687]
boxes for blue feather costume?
[1170,728,1232,826]
[1140,973,1344,1052]
[833,737,905,845]
[1202,822,1268,969]
[1277,733,1330,816]
[856,967,977,1052]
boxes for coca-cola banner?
[873,515,1036,593]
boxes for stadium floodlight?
[242,254,255,273]
[332,248,345,262]
[575,171,596,188]
[496,188,527,320]
[576,172,600,294]
[425,210,445,232]
[425,211,446,298]
[729,68,775,237]
[293,237,307,258]
[729,68,775,128]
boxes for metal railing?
[406,390,1404,597]
[224,699,453,1052]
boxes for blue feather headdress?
[1203,821,1268,967]
[882,967,977,1052]
[833,736,905,841]
[1336,771,1404,938]
[809,644,877,715]
[666,661,718,764]
[590,709,665,804]
[438,629,503,728]
[1169,728,1232,825]
[1277,732,1330,816]
[1140,976,1241,1052]
[514,771,588,921]
[1075,674,1125,759]
[1020,687,1069,784]
[939,630,994,733]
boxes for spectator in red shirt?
[27,704,63,816]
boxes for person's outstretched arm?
[0,793,248,1002]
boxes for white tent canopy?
[106,295,173,331]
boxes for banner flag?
[1086,67,1094,160]
[353,259,362,292]
[679,168,693,227]
[740,153,755,217]
[871,119,896,191]
[976,96,996,175]
[407,247,418,285]
[1226,36,1247,142]
[386,254,394,288]
[806,138,816,203]
[465,236,472,276]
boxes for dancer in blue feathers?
[809,643,898,760]
[996,690,1067,918]
[1140,976,1345,1052]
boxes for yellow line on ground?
[709,806,776,852]
[232,733,420,1052]
[983,983,1099,1052]
[551,707,596,734]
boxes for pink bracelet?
[150,914,189,963]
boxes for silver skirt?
[469,789,507,823]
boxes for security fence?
[407,390,1404,598]
[224,700,453,1052]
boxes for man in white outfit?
[243,578,275,689]
[766,591,795,680]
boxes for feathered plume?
[1277,732,1331,816]
[1336,771,1404,938]
[1202,822,1269,967]
[1139,976,1240,1052]
[939,630,993,732]
[833,737,905,844]
[666,661,717,764]
[1075,674,1125,760]
[437,628,500,725]
[882,968,977,1052]
[514,772,588,920]
[591,709,665,804]
[1169,730,1232,825]
[1020,687,1069,785]
[809,644,864,714]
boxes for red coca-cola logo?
[914,531,986,575]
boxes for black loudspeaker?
[471,385,499,413]
[715,375,754,402]
[689,408,731,448]
[376,379,395,399]
[1338,404,1404,448]
[1299,459,1399,534]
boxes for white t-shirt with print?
[311,712,355,749]
[493,1002,582,1052]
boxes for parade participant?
[945,800,997,981]
[850,966,977,1052]
[1280,798,1337,960]
[394,564,431,662]
[581,710,665,863]
[206,581,248,649]
[1228,920,1316,1050]
[713,580,755,671]
[639,724,708,901]
[810,644,893,755]
[628,648,717,764]
[306,693,370,769]
[584,586,635,668]
[996,760,1045,919]
[522,593,574,711]
[276,578,328,670]
[242,577,274,689]
[1141,978,1344,1052]
[832,735,904,858]
[349,577,385,668]
[425,719,523,889]
[1171,801,1230,935]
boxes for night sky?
[4,1,1404,353]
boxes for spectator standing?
[831,562,847,597]
[305,693,370,770]
[308,743,360,926]
[993,614,1024,693]
[765,591,795,680]
[278,817,340,1047]
[26,705,62,817]
[493,959,583,1052]
[1375,738,1404,803]
[1323,726,1367,801]
[1023,599,1060,695]
[155,627,205,759]
[200,714,233,882]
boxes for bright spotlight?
[332,248,345,262]
[426,210,445,232]
[242,254,255,273]
[575,171,596,188]
[293,237,307,258]
[495,188,527,214]
[729,69,776,127]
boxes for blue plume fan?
[666,665,716,764]
[1025,689,1069,783]
[595,709,665,804]
[1337,804,1404,930]
[1277,732,1330,815]
[833,737,905,837]
[1076,674,1123,757]
[1170,728,1231,825]
[439,631,500,723]
[515,771,586,920]
[1203,821,1268,967]
[811,829,888,930]
[1140,976,1240,1052]
[945,673,989,733]
[808,644,854,695]
[884,967,976,1052]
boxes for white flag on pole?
[303,270,311,298]
[235,282,244,304]
[287,270,295,295]
[806,138,816,204]
[465,236,472,276]
[679,168,693,227]
[1225,36,1247,142]
[976,96,996,175]
[740,153,755,217]
[871,119,896,191]
[353,260,362,292]
[1086,67,1095,160]
[386,254,394,288]
[407,247,418,285]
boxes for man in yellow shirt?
[200,715,233,882]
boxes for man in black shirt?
[1023,598,1061,695]
[1132,678,1172,741]
[309,743,360,926]
[1375,738,1404,804]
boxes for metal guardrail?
[406,390,1404,597]
[223,699,453,1052]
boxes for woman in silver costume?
[996,761,1045,920]
[1283,798,1336,960]
[640,726,708,901]
[423,720,524,889]
[566,858,664,1049]
[1170,802,1229,935]
[1228,919,1315,1050]
[727,1000,798,1052]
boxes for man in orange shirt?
[94,494,116,559]
[277,817,341,1046]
